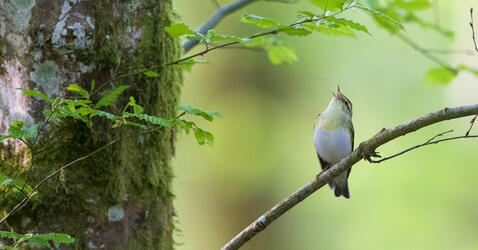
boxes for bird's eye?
[344,101,351,111]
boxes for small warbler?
[313,87,354,199]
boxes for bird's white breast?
[314,127,352,164]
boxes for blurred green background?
[172,1,478,249]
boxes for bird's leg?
[316,164,330,180]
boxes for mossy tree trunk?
[0,0,181,249]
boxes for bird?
[313,87,354,199]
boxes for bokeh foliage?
[172,0,478,249]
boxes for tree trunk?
[0,0,181,249]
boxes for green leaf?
[0,232,75,248]
[173,119,195,134]
[90,80,95,92]
[326,17,370,35]
[128,97,144,114]
[458,64,478,76]
[143,71,160,78]
[298,10,317,18]
[0,135,13,141]
[0,231,25,240]
[241,14,279,28]
[178,59,208,73]
[353,3,404,30]
[91,110,117,120]
[124,113,173,127]
[205,30,251,43]
[0,245,18,249]
[7,121,38,139]
[391,0,430,11]
[125,120,148,130]
[244,37,298,64]
[278,25,312,36]
[165,23,197,38]
[67,84,90,98]
[31,233,75,245]
[193,127,214,145]
[268,43,298,64]
[17,88,53,104]
[426,67,457,84]
[63,99,91,107]
[176,105,222,121]
[309,0,345,11]
[366,0,381,8]
[94,85,130,109]
[28,235,50,247]
[302,22,356,38]
[0,178,14,186]
[11,120,24,129]
[172,120,215,145]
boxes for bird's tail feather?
[332,181,350,199]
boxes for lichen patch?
[0,58,33,137]
[108,205,125,222]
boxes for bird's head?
[330,86,353,118]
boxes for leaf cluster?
[0,230,74,249]
[1,83,220,146]
[165,0,478,84]
[0,174,38,204]
[165,0,402,66]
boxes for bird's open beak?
[336,86,343,100]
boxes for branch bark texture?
[221,103,478,250]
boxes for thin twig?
[466,8,478,137]
[366,129,454,163]
[43,1,80,32]
[397,32,457,74]
[17,138,28,147]
[368,134,478,164]
[22,111,56,191]
[221,104,478,250]
[470,8,478,53]
[466,115,477,136]
[31,112,55,148]
[0,127,162,225]
[175,111,187,119]
[426,48,477,55]
[210,0,221,9]
[215,45,265,52]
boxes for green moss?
[92,3,123,71]
[0,0,182,249]
[0,143,32,216]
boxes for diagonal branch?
[183,0,257,53]
[221,103,478,250]
[396,32,457,74]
